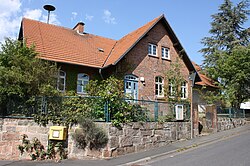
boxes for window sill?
[162,57,171,61]
[148,54,159,58]
[156,96,165,100]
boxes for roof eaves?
[39,57,102,69]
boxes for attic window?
[98,48,104,52]
[148,43,157,57]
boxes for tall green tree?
[200,0,250,108]
[215,45,250,108]
[201,0,249,68]
[0,38,59,115]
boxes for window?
[124,75,138,100]
[148,43,157,56]
[169,80,175,97]
[57,70,66,92]
[77,73,89,94]
[181,82,187,99]
[161,47,170,59]
[155,76,164,97]
[175,105,184,120]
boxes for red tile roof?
[20,15,198,76]
[103,15,163,67]
[21,18,116,68]
[192,62,218,88]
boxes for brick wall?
[115,21,191,102]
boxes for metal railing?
[2,96,190,122]
[217,107,245,118]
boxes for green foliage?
[201,0,250,67]
[194,87,222,105]
[215,45,250,108]
[86,76,148,127]
[18,134,67,161]
[0,38,59,115]
[33,92,105,127]
[33,76,147,127]
[200,0,250,108]
[165,58,187,102]
[72,118,108,150]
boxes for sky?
[0,0,249,65]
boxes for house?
[18,14,201,107]
[192,62,219,112]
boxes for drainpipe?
[189,72,196,139]
[99,68,104,80]
[190,83,193,139]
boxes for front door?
[124,75,138,100]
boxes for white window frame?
[181,81,187,99]
[148,43,157,57]
[57,70,66,92]
[169,82,175,98]
[155,76,164,97]
[77,73,89,94]
[175,104,184,120]
[161,47,170,60]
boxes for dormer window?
[148,43,157,56]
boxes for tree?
[200,0,250,108]
[0,38,59,116]
[215,45,250,108]
[201,0,250,69]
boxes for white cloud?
[0,0,21,17]
[24,8,60,25]
[41,13,60,25]
[0,0,22,44]
[103,9,116,24]
[0,1,61,44]
[23,9,42,20]
[85,14,94,21]
[71,12,77,21]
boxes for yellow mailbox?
[49,126,67,140]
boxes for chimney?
[73,22,85,34]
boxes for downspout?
[99,68,104,80]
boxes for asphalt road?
[140,128,250,166]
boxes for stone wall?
[100,122,190,158]
[217,117,246,131]
[0,118,49,160]
[0,117,246,160]
[0,118,191,160]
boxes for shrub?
[18,134,67,161]
[72,118,108,150]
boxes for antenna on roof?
[43,4,56,24]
